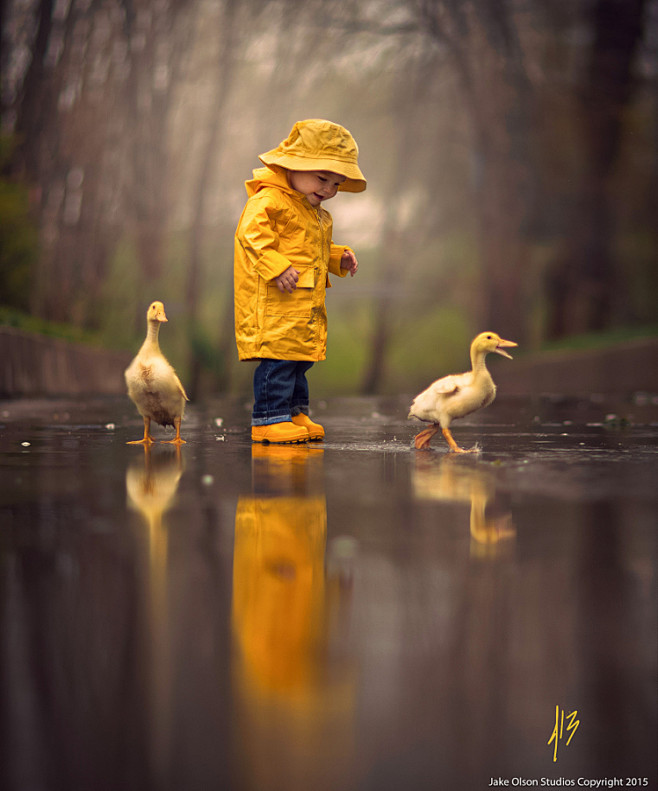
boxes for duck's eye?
[487,334,492,339]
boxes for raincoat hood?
[258,119,367,193]
[245,165,294,199]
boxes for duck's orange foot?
[414,426,439,450]
[127,436,155,445]
[449,441,482,454]
[161,417,185,445]
[441,427,479,454]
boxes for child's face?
[288,170,346,206]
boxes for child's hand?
[340,249,358,277]
[275,266,299,293]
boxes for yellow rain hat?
[259,119,367,193]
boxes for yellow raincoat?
[234,164,353,361]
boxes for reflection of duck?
[408,332,517,452]
[125,301,189,445]
[412,454,515,555]
[126,444,184,534]
[126,444,183,785]
[231,446,355,789]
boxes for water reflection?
[126,444,184,533]
[411,454,516,557]
[231,445,356,791]
[126,445,183,788]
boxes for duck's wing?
[172,370,189,401]
[150,355,189,402]
[429,373,464,396]
[409,373,462,420]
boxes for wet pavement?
[1,394,657,791]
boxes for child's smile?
[288,170,347,206]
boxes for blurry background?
[1,0,657,399]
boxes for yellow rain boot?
[251,421,309,444]
[291,413,325,441]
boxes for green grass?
[538,325,658,354]
[0,305,111,348]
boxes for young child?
[234,119,367,443]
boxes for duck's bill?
[494,339,517,359]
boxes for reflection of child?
[234,119,367,444]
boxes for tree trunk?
[546,0,647,338]
[420,0,535,344]
[185,0,238,400]
[12,0,54,182]
[360,224,399,395]
[122,0,179,290]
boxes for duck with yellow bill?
[125,301,189,445]
[408,332,517,452]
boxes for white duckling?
[408,332,517,452]
[125,301,189,445]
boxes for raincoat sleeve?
[328,243,352,278]
[238,196,294,282]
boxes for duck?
[125,301,189,444]
[408,332,517,452]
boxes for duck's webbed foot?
[414,425,440,450]
[127,417,155,445]
[161,416,186,445]
[442,427,472,453]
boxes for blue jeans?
[252,360,314,426]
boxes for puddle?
[1,395,656,790]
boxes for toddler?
[234,119,366,443]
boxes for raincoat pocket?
[266,268,316,317]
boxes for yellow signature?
[547,705,579,762]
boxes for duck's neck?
[470,346,489,376]
[145,320,161,351]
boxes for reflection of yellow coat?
[232,496,327,697]
[234,165,350,361]
[232,486,356,789]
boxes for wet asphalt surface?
[1,394,657,791]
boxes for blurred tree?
[0,136,39,310]
[545,0,650,337]
[6,0,190,328]
[415,0,535,343]
[9,0,62,317]
[10,0,56,184]
[185,0,239,399]
[124,0,192,326]
[360,51,440,394]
